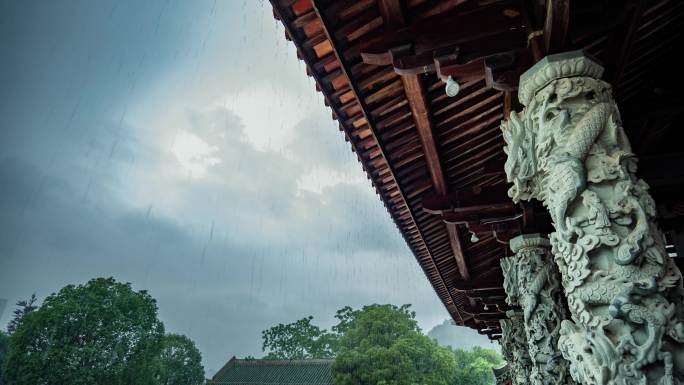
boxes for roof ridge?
[233,358,334,365]
[211,357,334,385]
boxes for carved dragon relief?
[501,311,534,385]
[502,234,577,385]
[501,51,684,385]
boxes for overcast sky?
[0,0,495,375]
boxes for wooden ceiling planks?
[292,0,467,323]
[385,0,472,282]
[270,0,684,339]
[269,0,529,335]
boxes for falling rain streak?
[0,0,464,377]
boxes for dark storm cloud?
[0,0,466,375]
[0,107,435,374]
[173,106,405,255]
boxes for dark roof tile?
[210,358,334,385]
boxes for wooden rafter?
[310,0,466,321]
[402,75,470,280]
[605,1,646,85]
[378,0,471,281]
[272,0,684,341]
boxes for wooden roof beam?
[378,0,405,29]
[402,74,470,281]
[402,76,448,195]
[604,1,645,86]
[360,2,524,66]
[311,0,466,321]
[378,0,471,281]
[543,0,570,54]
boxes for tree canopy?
[262,316,336,359]
[6,294,37,335]
[262,304,504,385]
[332,304,455,385]
[156,333,205,385]
[450,346,503,385]
[3,277,165,385]
[0,331,8,385]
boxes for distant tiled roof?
[209,358,334,385]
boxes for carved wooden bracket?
[423,185,526,244]
[358,1,530,91]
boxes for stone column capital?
[505,309,524,320]
[509,233,550,253]
[518,50,604,106]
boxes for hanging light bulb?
[445,75,460,97]
[470,231,479,243]
[483,303,489,311]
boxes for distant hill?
[427,319,500,352]
[0,298,6,321]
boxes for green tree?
[331,306,360,335]
[3,277,165,385]
[262,316,336,359]
[449,346,503,385]
[332,304,456,385]
[6,294,37,334]
[156,333,205,385]
[0,331,8,385]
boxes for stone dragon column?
[501,50,684,384]
[501,234,576,385]
[500,310,534,385]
